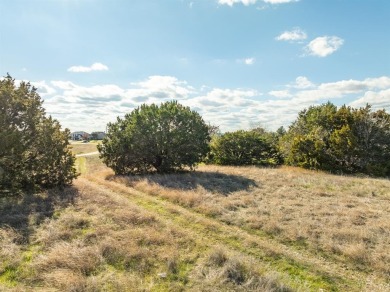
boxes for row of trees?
[99,101,390,177]
[2,74,389,196]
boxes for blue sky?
[1,0,390,132]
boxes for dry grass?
[191,247,292,291]
[3,171,288,291]
[2,157,390,291]
[111,165,390,281]
[69,141,99,155]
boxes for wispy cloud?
[237,57,256,65]
[218,0,298,6]
[292,76,315,89]
[37,75,390,133]
[276,28,307,42]
[244,58,255,65]
[218,0,257,6]
[263,0,298,4]
[305,36,344,57]
[67,62,109,73]
[268,90,292,98]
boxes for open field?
[1,154,389,291]
[69,141,100,155]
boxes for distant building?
[90,131,106,140]
[71,131,90,140]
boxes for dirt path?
[76,175,390,292]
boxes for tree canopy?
[98,101,210,174]
[280,102,390,176]
[209,129,282,166]
[0,75,78,195]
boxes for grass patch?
[2,156,390,291]
[69,141,99,155]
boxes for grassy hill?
[1,143,389,291]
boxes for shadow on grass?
[112,171,259,196]
[0,186,78,243]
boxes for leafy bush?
[0,75,78,194]
[209,130,282,166]
[280,102,390,176]
[98,101,210,174]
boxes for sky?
[1,0,390,133]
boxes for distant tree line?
[2,74,390,197]
[99,100,390,177]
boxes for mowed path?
[75,174,390,292]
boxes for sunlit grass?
[1,156,389,291]
[69,141,100,155]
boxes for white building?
[71,131,90,140]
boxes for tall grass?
[112,165,390,280]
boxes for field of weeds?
[0,143,389,291]
[114,165,390,277]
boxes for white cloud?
[268,90,292,98]
[67,62,109,73]
[244,58,255,65]
[293,76,315,89]
[276,28,307,41]
[264,0,298,3]
[305,36,344,57]
[36,75,390,133]
[218,0,257,6]
[218,0,297,6]
[349,89,390,109]
[31,81,56,96]
[132,75,194,101]
[237,58,256,65]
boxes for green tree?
[280,102,390,176]
[98,101,210,174]
[0,75,78,194]
[210,130,282,166]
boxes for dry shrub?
[42,269,86,291]
[340,243,371,268]
[207,247,228,267]
[0,228,22,276]
[192,247,292,292]
[107,208,156,227]
[33,212,91,248]
[32,241,102,276]
[84,271,141,292]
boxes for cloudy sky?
[1,0,389,133]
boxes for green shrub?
[0,75,78,194]
[280,102,390,176]
[98,101,210,174]
[209,130,282,166]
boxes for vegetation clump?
[208,129,283,166]
[98,101,210,174]
[280,102,390,176]
[0,75,77,194]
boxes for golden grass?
[69,141,99,155]
[1,169,293,291]
[2,157,390,291]
[111,165,390,282]
[191,247,292,291]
